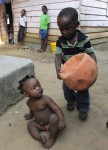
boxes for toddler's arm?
[24,110,34,120]
[24,100,34,120]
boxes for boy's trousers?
[62,82,90,111]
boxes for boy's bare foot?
[37,49,42,52]
[43,138,55,149]
[18,45,22,49]
[17,45,20,49]
[37,49,45,53]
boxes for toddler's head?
[18,75,43,99]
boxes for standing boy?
[18,9,27,48]
[55,7,97,120]
[38,5,50,52]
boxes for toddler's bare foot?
[40,134,47,144]
[43,138,55,149]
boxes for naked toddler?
[18,75,66,149]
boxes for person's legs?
[41,39,44,50]
[20,41,23,48]
[18,42,22,48]
[43,114,59,149]
[27,120,46,144]
[38,30,47,52]
[38,29,44,52]
[17,26,25,48]
[37,39,44,52]
[38,30,48,52]
[62,82,77,111]
[76,89,90,120]
[42,37,47,51]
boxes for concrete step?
[0,55,35,115]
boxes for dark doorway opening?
[5,2,14,44]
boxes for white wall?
[80,0,108,44]
[12,0,80,44]
[12,0,108,45]
[80,0,108,26]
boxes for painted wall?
[1,0,108,45]
[80,0,108,44]
[12,0,80,45]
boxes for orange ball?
[60,53,98,91]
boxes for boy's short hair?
[22,9,26,14]
[42,5,47,9]
[57,7,78,24]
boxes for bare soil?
[0,44,108,150]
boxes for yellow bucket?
[50,42,56,53]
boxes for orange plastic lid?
[60,53,98,91]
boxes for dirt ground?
[0,44,108,150]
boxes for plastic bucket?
[50,42,56,53]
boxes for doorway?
[5,1,14,44]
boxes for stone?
[0,55,35,115]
